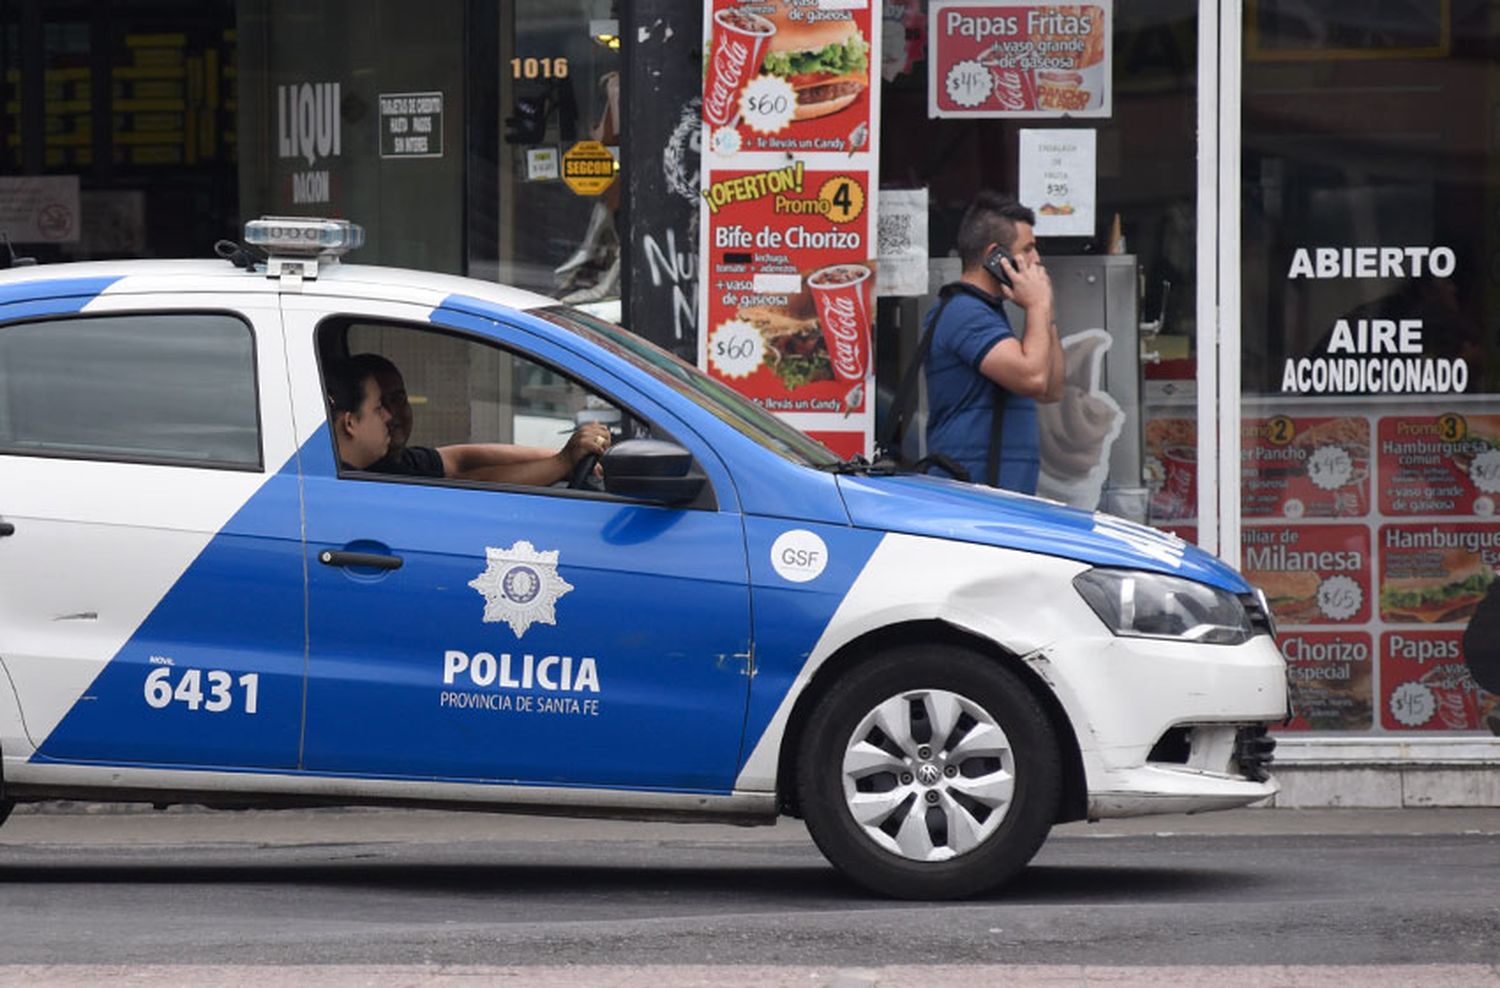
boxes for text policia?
[1281,245,1468,395]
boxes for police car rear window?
[0,312,261,469]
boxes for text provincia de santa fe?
[438,649,601,717]
[1281,245,1468,395]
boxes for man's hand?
[562,421,612,467]
[997,253,1053,313]
[978,253,1061,401]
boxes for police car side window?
[337,321,648,477]
[0,313,261,469]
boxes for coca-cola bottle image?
[703,9,776,128]
[806,263,873,383]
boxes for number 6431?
[143,667,259,714]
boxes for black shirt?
[365,445,445,478]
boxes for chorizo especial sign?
[700,0,880,458]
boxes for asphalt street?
[0,805,1497,985]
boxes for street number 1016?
[143,667,259,714]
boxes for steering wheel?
[568,452,601,490]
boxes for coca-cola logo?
[705,37,751,124]
[822,295,866,379]
[995,71,1025,111]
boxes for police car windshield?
[534,306,841,468]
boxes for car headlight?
[1072,568,1254,645]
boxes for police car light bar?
[244,217,365,257]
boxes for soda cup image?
[987,66,1035,112]
[806,263,873,383]
[1161,443,1197,518]
[1419,663,1482,730]
[703,8,776,128]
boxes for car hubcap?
[840,688,1016,862]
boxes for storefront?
[3,0,1496,800]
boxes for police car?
[0,218,1285,899]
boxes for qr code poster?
[876,188,928,297]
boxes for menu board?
[927,1,1112,119]
[1239,399,1499,736]
[699,0,880,458]
[1242,524,1372,626]
[1381,630,1495,731]
[1279,630,1373,731]
[1242,415,1370,519]
[1377,413,1500,516]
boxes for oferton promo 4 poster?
[699,0,880,459]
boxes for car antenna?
[0,231,37,269]
[214,237,265,271]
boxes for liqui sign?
[277,81,342,205]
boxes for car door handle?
[319,549,402,571]
[0,520,14,537]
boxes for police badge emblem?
[467,540,574,638]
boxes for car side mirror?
[601,439,705,505]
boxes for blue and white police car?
[0,219,1285,899]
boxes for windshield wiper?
[817,453,970,482]
[817,454,900,476]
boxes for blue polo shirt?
[922,289,1040,493]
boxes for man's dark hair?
[956,191,1036,270]
[325,353,390,416]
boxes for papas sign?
[928,1,1112,119]
[561,140,617,196]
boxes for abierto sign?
[928,1,1112,119]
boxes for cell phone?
[983,245,1016,289]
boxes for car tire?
[796,645,1061,899]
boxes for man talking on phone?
[922,191,1063,494]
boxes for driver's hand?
[563,421,612,467]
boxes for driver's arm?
[438,422,610,485]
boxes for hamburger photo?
[737,299,833,389]
[1253,569,1323,626]
[1381,551,1495,624]
[759,4,869,121]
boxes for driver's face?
[374,369,413,450]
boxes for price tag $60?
[709,319,766,379]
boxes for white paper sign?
[876,188,929,297]
[0,176,81,244]
[526,147,560,181]
[1018,129,1096,237]
[379,91,444,158]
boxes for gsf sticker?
[771,529,828,583]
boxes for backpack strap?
[882,281,1011,488]
[878,281,966,455]
[985,387,1007,488]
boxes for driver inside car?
[329,353,609,485]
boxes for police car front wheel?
[796,646,1061,899]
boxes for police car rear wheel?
[797,647,1060,899]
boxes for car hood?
[836,474,1250,593]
